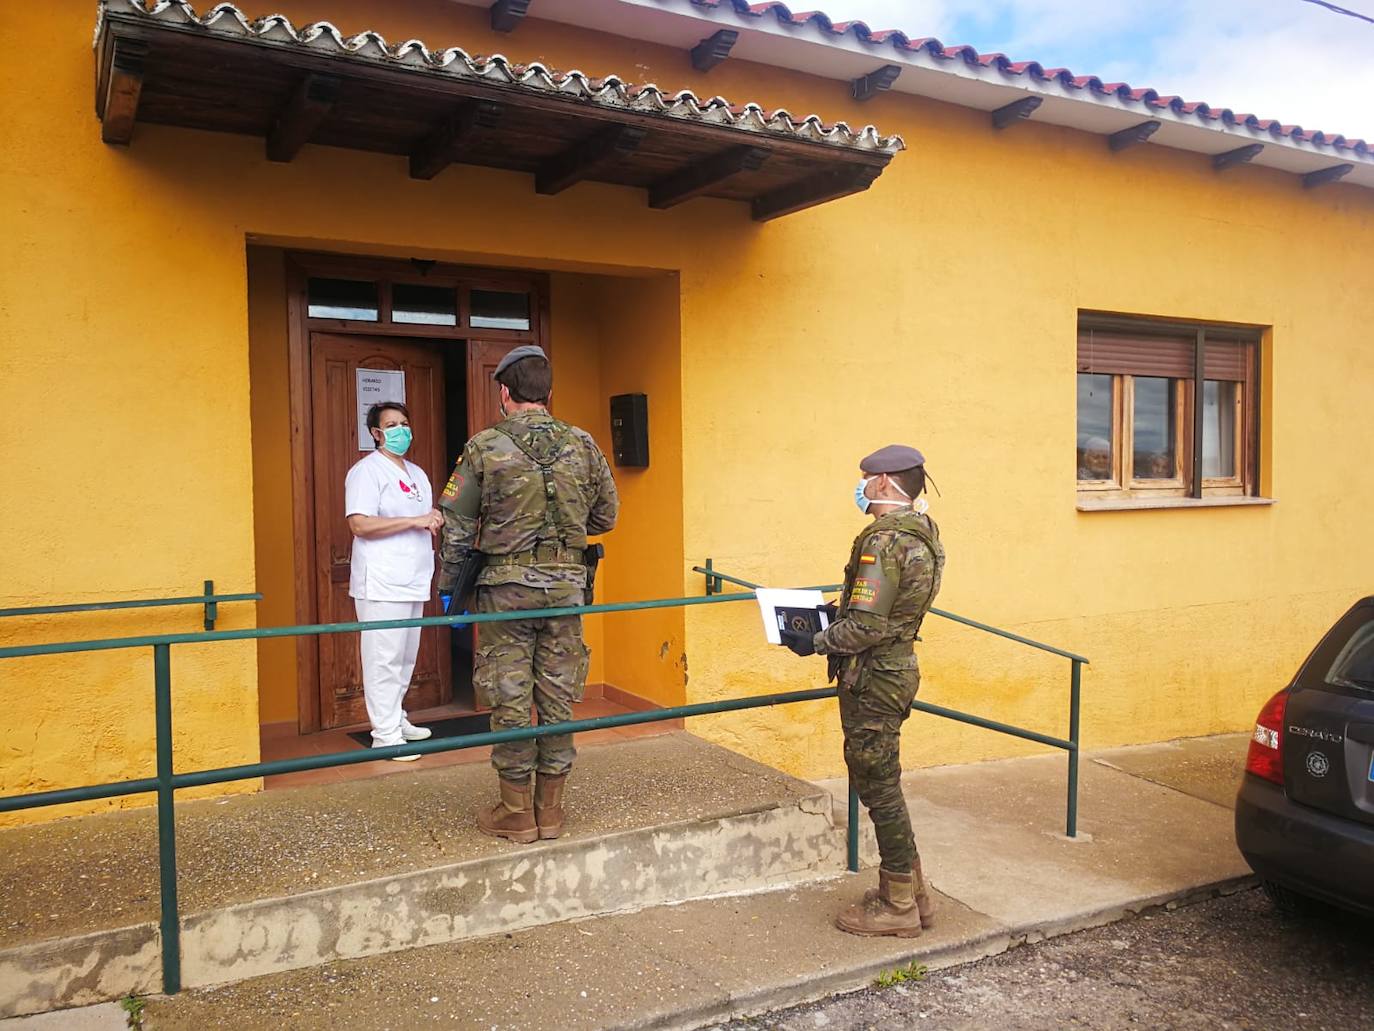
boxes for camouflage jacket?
[437,411,619,590]
[814,508,945,662]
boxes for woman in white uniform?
[345,401,443,759]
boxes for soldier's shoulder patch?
[858,554,877,566]
[849,578,880,607]
[441,471,464,499]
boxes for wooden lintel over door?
[309,333,451,729]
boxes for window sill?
[1076,495,1276,513]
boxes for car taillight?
[1244,689,1288,785]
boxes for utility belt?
[829,635,920,689]
[486,544,585,567]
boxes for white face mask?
[855,476,928,514]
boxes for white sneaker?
[373,741,421,762]
[402,724,433,742]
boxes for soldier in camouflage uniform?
[437,345,619,844]
[780,444,945,938]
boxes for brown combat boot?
[912,856,936,929]
[534,772,568,840]
[476,777,538,844]
[861,859,936,928]
[836,869,923,938]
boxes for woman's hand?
[421,509,443,536]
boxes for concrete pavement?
[4,732,1256,1031]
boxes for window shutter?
[1078,329,1253,381]
[1203,339,1249,381]
[1077,330,1193,378]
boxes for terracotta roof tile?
[683,0,1369,156]
[96,0,905,156]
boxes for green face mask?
[381,425,412,456]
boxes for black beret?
[860,444,926,474]
[492,344,548,379]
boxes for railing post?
[202,580,217,632]
[154,643,182,994]
[1066,658,1082,838]
[846,778,860,872]
[703,558,718,596]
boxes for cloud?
[812,0,1374,140]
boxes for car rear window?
[1326,617,1374,693]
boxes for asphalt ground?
[710,887,1374,1031]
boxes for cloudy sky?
[814,0,1373,141]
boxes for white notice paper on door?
[356,368,406,451]
[756,588,830,645]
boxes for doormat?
[347,712,491,749]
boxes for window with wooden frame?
[299,257,545,342]
[1076,315,1260,501]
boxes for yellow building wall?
[3,0,1374,824]
[246,247,300,725]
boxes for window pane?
[393,283,457,326]
[1132,377,1177,479]
[307,278,379,321]
[1076,374,1114,480]
[1326,618,1374,693]
[1202,380,1237,479]
[470,289,531,330]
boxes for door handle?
[330,561,351,584]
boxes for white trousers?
[355,598,424,746]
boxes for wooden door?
[467,341,513,436]
[309,333,452,729]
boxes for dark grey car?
[1235,597,1374,917]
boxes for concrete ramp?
[0,734,842,1018]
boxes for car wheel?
[1261,880,1318,917]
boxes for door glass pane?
[1076,374,1114,481]
[1132,377,1177,479]
[393,283,457,326]
[307,278,379,321]
[470,289,531,330]
[1202,380,1237,479]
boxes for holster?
[583,543,605,606]
[451,549,487,611]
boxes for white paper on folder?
[756,588,829,645]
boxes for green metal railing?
[695,563,1089,871]
[0,580,261,631]
[0,563,1087,996]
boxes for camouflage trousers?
[476,583,591,781]
[838,652,920,874]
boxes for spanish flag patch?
[858,554,877,565]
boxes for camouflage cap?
[492,344,548,379]
[860,444,925,474]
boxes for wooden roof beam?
[1213,143,1264,171]
[852,64,902,102]
[1303,163,1353,189]
[490,0,531,33]
[100,37,147,146]
[649,145,770,209]
[536,124,647,195]
[690,29,738,72]
[751,163,885,221]
[1108,119,1161,151]
[409,100,504,180]
[267,73,340,162]
[991,96,1042,130]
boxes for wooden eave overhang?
[93,0,906,221]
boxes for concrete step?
[0,733,845,1019]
